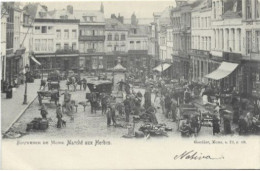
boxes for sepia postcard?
[1,0,260,169]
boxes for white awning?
[30,56,41,65]
[153,63,171,72]
[205,62,239,80]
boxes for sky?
[26,0,176,19]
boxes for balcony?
[79,35,105,41]
[128,50,148,54]
[56,49,79,54]
[87,49,96,53]
[243,52,260,61]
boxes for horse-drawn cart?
[37,90,59,105]
[47,70,61,90]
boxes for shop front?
[172,53,190,81]
[5,48,25,85]
[241,61,260,98]
[190,49,210,84]
[205,61,240,93]
[34,53,79,74]
[152,63,172,80]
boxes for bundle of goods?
[138,123,171,137]
[26,118,49,131]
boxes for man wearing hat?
[124,95,131,122]
[56,104,63,128]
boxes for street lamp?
[23,64,29,105]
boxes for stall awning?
[205,62,239,80]
[153,63,171,72]
[30,56,41,65]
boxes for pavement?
[2,78,239,139]
[1,79,41,134]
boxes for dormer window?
[39,12,46,18]
[83,16,97,22]
[133,28,137,34]
[60,15,68,19]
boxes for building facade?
[171,0,192,80]
[3,2,25,85]
[208,0,244,93]
[105,18,128,69]
[1,6,8,83]
[76,8,105,71]
[190,0,213,84]
[24,4,80,72]
[241,0,260,97]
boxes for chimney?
[67,5,73,14]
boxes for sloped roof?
[47,9,75,19]
[73,10,105,23]
[222,0,242,18]
[113,63,126,71]
[124,18,153,25]
[23,3,40,18]
[159,6,172,25]
[105,18,128,31]
[191,0,209,11]
[126,24,151,37]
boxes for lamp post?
[23,64,29,105]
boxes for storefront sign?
[189,49,210,57]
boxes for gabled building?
[105,18,128,69]
[75,5,105,72]
[24,4,80,72]
[126,13,152,76]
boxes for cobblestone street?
[4,77,217,140]
[1,79,41,134]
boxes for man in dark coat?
[165,94,172,118]
[56,104,63,128]
[101,93,108,115]
[212,114,220,135]
[90,92,97,114]
[124,95,131,122]
[144,88,152,110]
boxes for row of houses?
[153,0,260,97]
[1,2,154,85]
